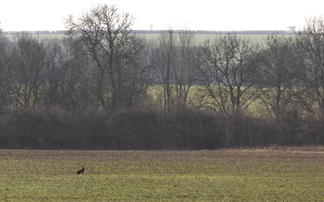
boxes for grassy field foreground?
[1,148,324,201]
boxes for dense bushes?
[0,107,322,150]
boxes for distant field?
[3,32,280,44]
[1,148,324,201]
[141,33,272,44]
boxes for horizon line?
[2,29,294,34]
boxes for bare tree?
[42,37,93,109]
[0,34,15,112]
[174,29,198,109]
[151,28,199,112]
[13,33,46,108]
[296,17,324,115]
[65,4,147,109]
[42,39,63,107]
[199,33,260,114]
[258,34,300,117]
[152,29,176,112]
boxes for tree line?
[0,4,324,149]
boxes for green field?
[1,148,324,201]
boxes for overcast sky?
[0,0,323,31]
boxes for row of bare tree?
[0,5,324,119]
[1,4,324,149]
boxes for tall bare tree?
[0,34,15,112]
[13,33,46,108]
[258,34,300,117]
[42,37,93,109]
[152,30,176,112]
[174,29,198,109]
[151,28,199,112]
[296,17,324,115]
[65,4,147,109]
[199,33,260,114]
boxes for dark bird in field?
[76,165,85,175]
